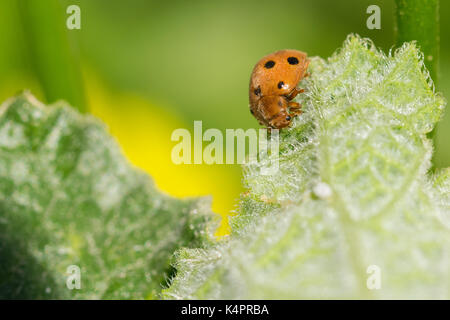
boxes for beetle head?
[258,96,292,129]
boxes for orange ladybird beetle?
[249,49,309,129]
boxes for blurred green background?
[0,0,449,234]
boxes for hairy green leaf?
[0,93,217,299]
[163,35,450,299]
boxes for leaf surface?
[163,35,450,299]
[0,93,216,299]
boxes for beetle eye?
[254,86,261,96]
[264,60,275,68]
[287,57,299,65]
[277,81,285,89]
[286,116,291,121]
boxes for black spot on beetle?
[254,86,261,96]
[278,81,284,89]
[264,60,275,68]
[287,57,299,65]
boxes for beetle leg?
[286,88,300,100]
[287,87,306,100]
[288,101,302,116]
